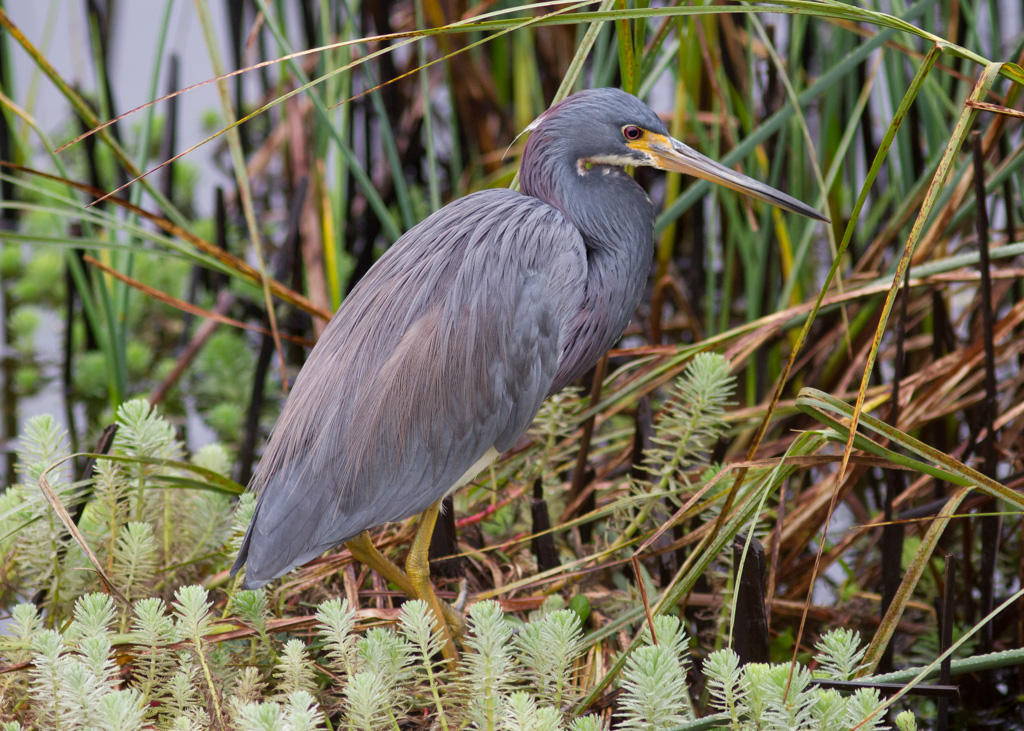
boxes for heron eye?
[623,125,643,141]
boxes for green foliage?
[194,443,232,475]
[0,402,233,622]
[618,617,693,729]
[114,398,182,473]
[124,341,155,385]
[746,663,816,730]
[9,250,65,305]
[204,402,246,445]
[895,710,919,731]
[232,590,272,659]
[614,352,736,546]
[702,629,916,730]
[462,599,516,728]
[314,597,359,677]
[211,598,592,729]
[619,645,691,729]
[272,640,318,700]
[129,254,191,324]
[814,628,867,681]
[0,543,921,731]
[398,599,452,727]
[642,352,735,492]
[515,609,585,708]
[15,594,146,729]
[193,330,258,444]
[499,692,562,731]
[0,415,78,615]
[111,521,159,604]
[13,363,42,395]
[527,386,583,490]
[27,630,75,728]
[0,366,929,728]
[129,597,180,715]
[7,306,40,354]
[0,243,22,278]
[704,646,744,726]
[73,350,111,402]
[235,690,325,731]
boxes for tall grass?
[1,0,1023,724]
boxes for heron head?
[528,88,828,223]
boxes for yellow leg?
[345,531,415,595]
[343,508,463,664]
[406,499,459,667]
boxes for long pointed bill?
[634,134,829,223]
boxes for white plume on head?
[504,106,555,161]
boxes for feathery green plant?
[232,589,274,665]
[617,615,694,729]
[461,599,515,729]
[702,629,917,730]
[0,399,237,623]
[111,521,159,605]
[172,585,225,728]
[527,386,584,492]
[515,608,585,709]
[360,628,415,720]
[499,692,563,731]
[227,666,268,721]
[272,640,318,701]
[26,630,73,729]
[815,628,868,681]
[0,581,922,730]
[129,597,180,718]
[314,597,359,678]
[1,415,79,619]
[566,717,605,731]
[618,644,691,729]
[399,599,452,729]
[234,690,325,731]
[0,402,919,730]
[642,353,735,490]
[895,710,919,731]
[615,352,736,546]
[17,594,155,730]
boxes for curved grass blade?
[1,162,332,321]
[835,62,1004,500]
[194,0,288,389]
[81,255,314,347]
[37,461,128,605]
[797,388,1024,510]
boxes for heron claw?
[344,511,465,667]
[453,578,469,613]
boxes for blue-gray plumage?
[233,88,825,590]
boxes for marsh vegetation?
[1,1,1024,727]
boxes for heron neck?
[520,144,655,258]
[521,156,655,391]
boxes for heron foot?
[344,516,465,665]
[406,499,461,668]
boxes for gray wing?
[234,189,586,587]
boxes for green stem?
[421,645,450,731]
[191,628,225,728]
[612,403,702,548]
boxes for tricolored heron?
[232,88,825,651]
